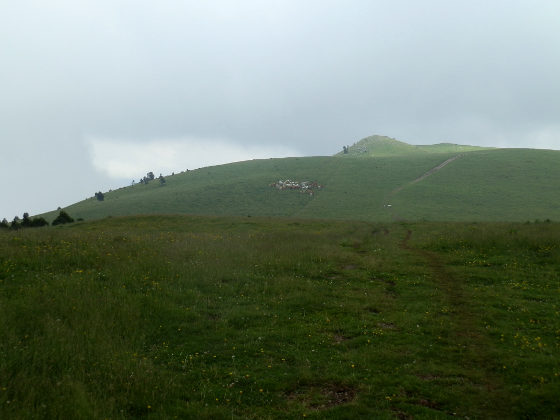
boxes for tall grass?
[1,216,559,418]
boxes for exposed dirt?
[333,334,350,344]
[416,398,441,410]
[314,384,356,409]
[392,408,414,420]
[286,383,357,410]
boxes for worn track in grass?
[385,155,462,222]
[399,229,508,418]
[390,155,463,197]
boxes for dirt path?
[390,154,462,197]
[399,229,466,308]
[383,154,462,221]
[398,229,506,416]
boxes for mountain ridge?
[39,136,560,223]
[337,134,493,156]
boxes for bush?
[31,217,49,227]
[21,212,32,227]
[10,216,21,230]
[52,211,74,226]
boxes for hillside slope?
[389,148,560,221]
[337,134,492,156]
[41,138,560,222]
[43,153,461,222]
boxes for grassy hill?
[390,148,560,221]
[337,134,492,156]
[6,136,560,417]
[40,136,560,223]
[2,216,559,418]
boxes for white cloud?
[87,137,301,180]
[524,126,560,151]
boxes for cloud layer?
[88,138,301,180]
[1,1,560,218]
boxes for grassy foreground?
[1,216,559,418]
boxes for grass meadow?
[1,216,559,418]
[40,146,560,224]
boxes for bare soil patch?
[286,383,357,410]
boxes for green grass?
[37,136,560,224]
[390,148,560,221]
[39,145,560,224]
[337,135,491,156]
[41,153,461,222]
[1,216,559,418]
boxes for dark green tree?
[147,172,155,180]
[21,212,32,227]
[11,216,21,230]
[52,211,74,226]
[0,218,9,229]
[95,191,105,201]
[31,217,49,227]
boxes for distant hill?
[337,134,492,156]
[40,136,560,222]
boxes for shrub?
[31,217,49,227]
[21,212,32,227]
[52,211,74,226]
[10,216,21,230]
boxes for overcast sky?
[2,0,560,219]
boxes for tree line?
[0,210,75,230]
[3,169,170,231]
[133,171,166,186]
[94,171,167,202]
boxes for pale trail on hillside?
[389,154,463,196]
[385,154,463,222]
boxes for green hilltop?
[337,134,492,156]
[41,135,560,222]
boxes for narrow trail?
[390,154,463,196]
[399,229,506,416]
[384,154,462,221]
[399,229,466,310]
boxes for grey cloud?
[2,0,560,217]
